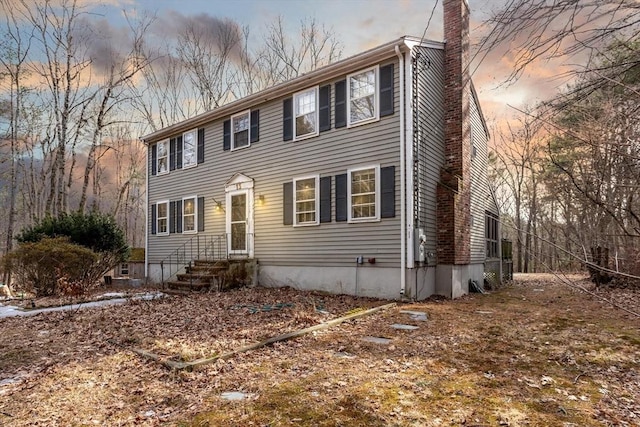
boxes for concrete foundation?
[259,265,402,300]
[146,261,481,300]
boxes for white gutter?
[144,141,149,280]
[395,45,406,297]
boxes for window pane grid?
[294,177,317,224]
[183,197,196,232]
[349,69,376,123]
[294,89,317,138]
[183,130,196,166]
[350,168,377,220]
[233,113,250,148]
[157,202,168,234]
[157,141,168,173]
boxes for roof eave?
[141,37,419,144]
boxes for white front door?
[225,173,254,258]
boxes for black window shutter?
[250,110,260,143]
[335,173,347,221]
[380,64,394,117]
[381,166,395,218]
[197,128,205,164]
[169,201,176,233]
[223,120,231,151]
[151,144,157,176]
[169,138,176,171]
[176,200,183,233]
[197,197,205,232]
[283,98,293,141]
[334,80,346,128]
[151,203,157,234]
[176,135,183,169]
[320,176,331,223]
[283,182,293,225]
[319,85,331,132]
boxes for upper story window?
[223,110,259,151]
[183,129,197,168]
[232,110,250,150]
[294,175,319,226]
[183,196,197,233]
[348,165,380,222]
[157,140,168,175]
[348,66,379,126]
[150,128,204,176]
[294,87,318,140]
[156,200,169,235]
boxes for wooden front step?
[167,259,230,292]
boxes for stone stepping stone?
[333,351,356,359]
[361,336,392,345]
[391,323,420,330]
[399,310,428,321]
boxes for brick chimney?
[437,0,471,266]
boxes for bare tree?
[491,114,544,272]
[76,14,152,213]
[176,16,242,111]
[0,0,32,287]
[479,0,640,87]
[230,16,342,99]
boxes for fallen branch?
[129,302,396,370]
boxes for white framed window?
[120,263,129,276]
[347,65,379,127]
[156,200,169,235]
[294,87,318,140]
[293,175,319,226]
[182,196,197,233]
[348,165,380,222]
[183,129,197,168]
[231,110,250,150]
[157,140,169,175]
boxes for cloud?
[72,17,135,76]
[152,10,245,65]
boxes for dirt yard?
[1,274,639,426]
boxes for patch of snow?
[0,292,166,318]
[221,391,252,401]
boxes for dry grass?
[1,275,639,426]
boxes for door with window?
[225,174,255,257]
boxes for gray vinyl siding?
[148,59,401,268]
[469,88,490,263]
[411,46,445,259]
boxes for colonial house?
[142,0,501,299]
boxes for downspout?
[395,44,406,297]
[144,140,149,281]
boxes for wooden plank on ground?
[130,302,396,371]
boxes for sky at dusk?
[88,0,571,135]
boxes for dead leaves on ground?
[1,277,639,426]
